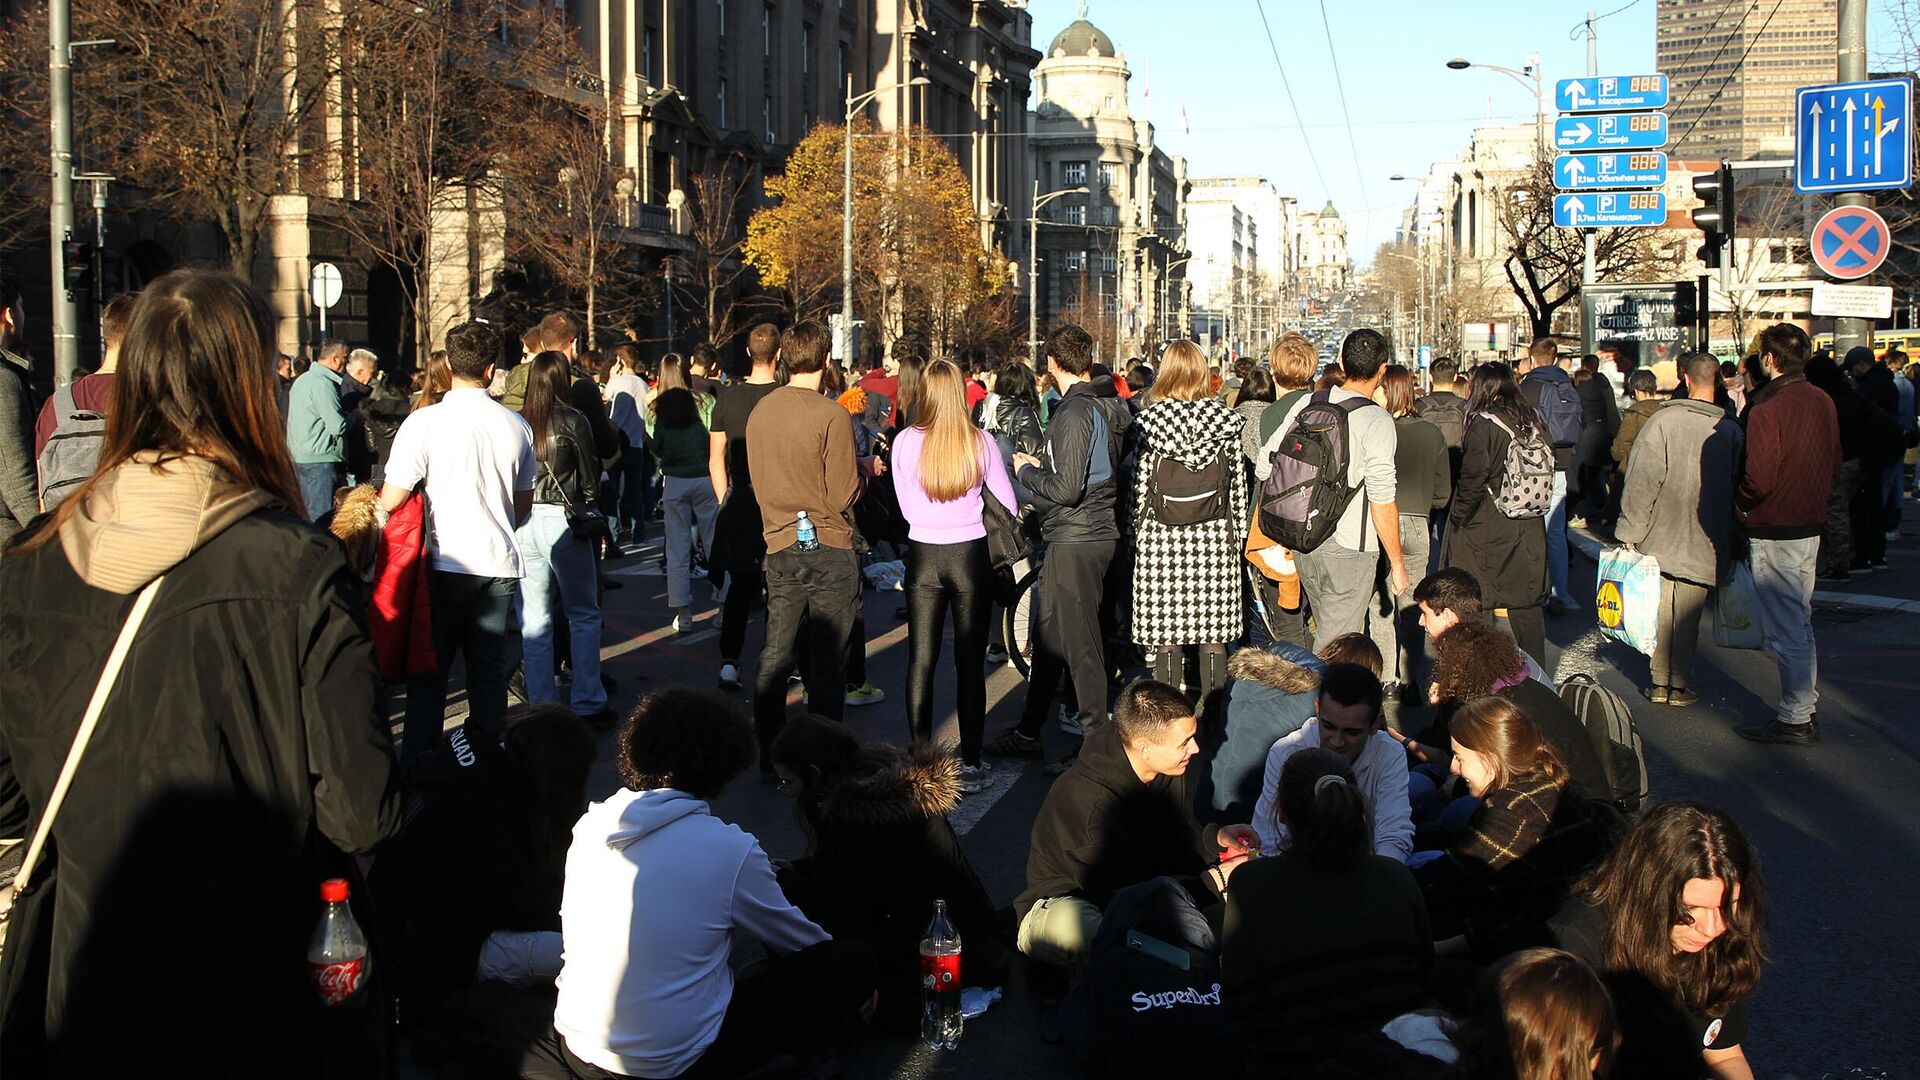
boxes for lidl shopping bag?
[1595,547,1659,657]
[1713,560,1766,650]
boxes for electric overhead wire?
[1672,0,1789,151]
[1250,0,1332,200]
[1666,0,1761,142]
[1568,0,1646,40]
[1315,0,1370,237]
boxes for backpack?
[1257,391,1371,554]
[37,384,106,511]
[1415,393,1466,450]
[1149,448,1232,526]
[1482,414,1554,519]
[1525,371,1583,447]
[1558,673,1648,812]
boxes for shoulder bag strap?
[11,575,165,902]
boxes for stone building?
[1294,201,1351,297]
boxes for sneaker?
[986,729,1044,759]
[1817,568,1853,584]
[985,643,1009,665]
[712,576,730,605]
[1042,753,1078,777]
[1887,530,1901,544]
[959,763,991,794]
[1382,680,1402,702]
[1568,515,1589,529]
[1666,687,1699,708]
[671,610,692,633]
[601,577,624,591]
[1643,684,1669,705]
[580,706,620,730]
[789,671,804,685]
[718,662,742,691]
[844,682,886,707]
[1735,718,1820,746]
[1869,557,1890,571]
[1058,711,1085,737]
[509,666,530,704]
[1850,559,1876,574]
[1545,599,1567,617]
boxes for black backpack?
[1526,371,1584,447]
[1559,673,1649,812]
[1257,391,1372,554]
[1148,448,1232,526]
[1415,393,1466,450]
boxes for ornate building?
[1294,201,1351,296]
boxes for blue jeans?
[1547,469,1574,606]
[515,504,606,716]
[295,461,342,521]
[662,475,718,609]
[404,570,519,759]
[1751,536,1820,725]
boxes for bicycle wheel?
[1005,564,1040,679]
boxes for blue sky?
[1026,0,1905,265]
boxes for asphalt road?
[451,505,1920,1080]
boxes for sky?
[1024,0,1909,268]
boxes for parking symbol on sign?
[1601,116,1619,136]
[1601,77,1618,96]
[1599,194,1616,213]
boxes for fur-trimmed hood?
[1226,647,1320,694]
[817,744,963,827]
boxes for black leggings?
[905,538,992,764]
[1151,644,1229,702]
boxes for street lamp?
[1160,255,1193,344]
[841,75,930,365]
[1445,54,1548,156]
[1029,182,1090,366]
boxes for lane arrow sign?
[1562,121,1593,146]
[1561,156,1587,184]
[1561,195,1584,224]
[1811,101,1824,176]
[1844,97,1857,174]
[1564,80,1589,109]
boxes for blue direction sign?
[1558,74,1670,113]
[1555,151,1669,192]
[1552,192,1668,229]
[1555,112,1668,151]
[1795,78,1913,193]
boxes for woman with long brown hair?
[1552,802,1768,1079]
[516,351,611,725]
[1447,361,1552,666]
[0,269,402,1075]
[890,359,1017,791]
[1453,948,1620,1080]
[413,348,452,411]
[646,352,717,631]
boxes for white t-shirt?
[604,372,649,449]
[1255,386,1399,553]
[383,387,538,578]
[1250,720,1413,862]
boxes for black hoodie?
[1017,723,1217,921]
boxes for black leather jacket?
[534,405,599,509]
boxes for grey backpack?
[1481,413,1553,519]
[37,384,106,511]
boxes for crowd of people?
[0,263,1894,1079]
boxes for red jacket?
[1737,373,1840,540]
[370,489,437,681]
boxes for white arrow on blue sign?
[1558,74,1669,113]
[1553,192,1668,229]
[1555,112,1668,151]
[1794,78,1913,194]
[1555,152,1669,192]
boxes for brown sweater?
[745,385,862,553]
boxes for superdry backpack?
[1526,371,1583,447]
[1149,449,1232,526]
[1258,390,1371,554]
[36,384,106,511]
[1559,672,1649,812]
[1481,414,1554,519]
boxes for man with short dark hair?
[744,321,866,768]
[1250,663,1412,861]
[1415,357,1465,459]
[1516,338,1580,613]
[0,274,35,543]
[1015,679,1227,968]
[1413,567,1549,685]
[708,322,784,691]
[1734,323,1839,746]
[380,321,540,758]
[287,339,351,520]
[35,292,135,457]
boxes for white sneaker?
[712,573,731,604]
[1059,711,1084,736]
[671,610,691,633]
[959,763,991,794]
[718,663,741,690]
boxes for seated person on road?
[529,688,877,1080]
[1015,680,1228,971]
[1413,697,1619,964]
[1414,568,1550,685]
[1223,747,1432,1075]
[1550,802,1767,1080]
[1249,664,1414,861]
[770,715,1011,1029]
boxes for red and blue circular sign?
[1810,205,1891,280]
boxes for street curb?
[1569,526,1920,615]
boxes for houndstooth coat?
[1130,398,1248,646]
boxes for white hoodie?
[553,787,828,1078]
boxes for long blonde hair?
[1155,340,1213,402]
[914,359,984,502]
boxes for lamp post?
[1160,255,1193,344]
[1445,54,1547,157]
[1028,181,1089,366]
[842,75,930,364]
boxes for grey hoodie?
[1616,397,1743,587]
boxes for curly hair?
[617,687,756,799]
[1431,619,1528,704]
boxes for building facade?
[1186,176,1299,351]
[1660,0,1836,159]
[1294,201,1351,296]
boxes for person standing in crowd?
[35,292,135,458]
[1735,324,1839,747]
[649,353,718,633]
[1258,333,1320,447]
[1571,354,1622,531]
[1552,802,1767,1079]
[989,325,1132,762]
[380,320,539,759]
[1370,364,1451,700]
[0,274,40,544]
[1223,747,1431,1075]
[1611,368,1665,471]
[361,367,413,483]
[1232,365,1275,475]
[1617,353,1743,708]
[1416,356,1467,478]
[708,323,783,692]
[974,360,1046,666]
[1251,663,1412,860]
[0,269,403,1077]
[1131,340,1248,703]
[602,342,653,545]
[286,338,350,521]
[1256,329,1413,649]
[1448,361,1553,667]
[746,321,866,774]
[512,353,612,728]
[1806,353,1872,583]
[413,349,451,411]
[1516,339,1581,615]
[892,359,1016,792]
[339,347,378,483]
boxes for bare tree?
[1500,159,1679,339]
[676,154,770,351]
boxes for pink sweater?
[891,427,1018,545]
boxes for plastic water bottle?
[920,899,963,1050]
[309,878,370,1006]
[795,510,819,552]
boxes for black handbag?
[982,483,1032,570]
[544,430,611,542]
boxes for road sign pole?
[1834,0,1873,355]
[1581,38,1599,287]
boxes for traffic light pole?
[1833,0,1872,355]
[48,0,80,386]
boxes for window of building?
[718,77,729,128]
[803,24,813,74]
[641,28,655,83]
[1064,250,1086,273]
[1063,203,1086,226]
[1101,252,1116,275]
[765,96,776,143]
[717,0,727,39]
[763,4,773,56]
[1063,161,1087,186]
[1100,204,1116,226]
[1098,162,1118,190]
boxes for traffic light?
[1673,279,1698,328]
[61,239,95,294]
[1690,163,1734,269]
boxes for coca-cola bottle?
[919,898,963,1051]
[309,878,370,1006]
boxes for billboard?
[1581,284,1696,369]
